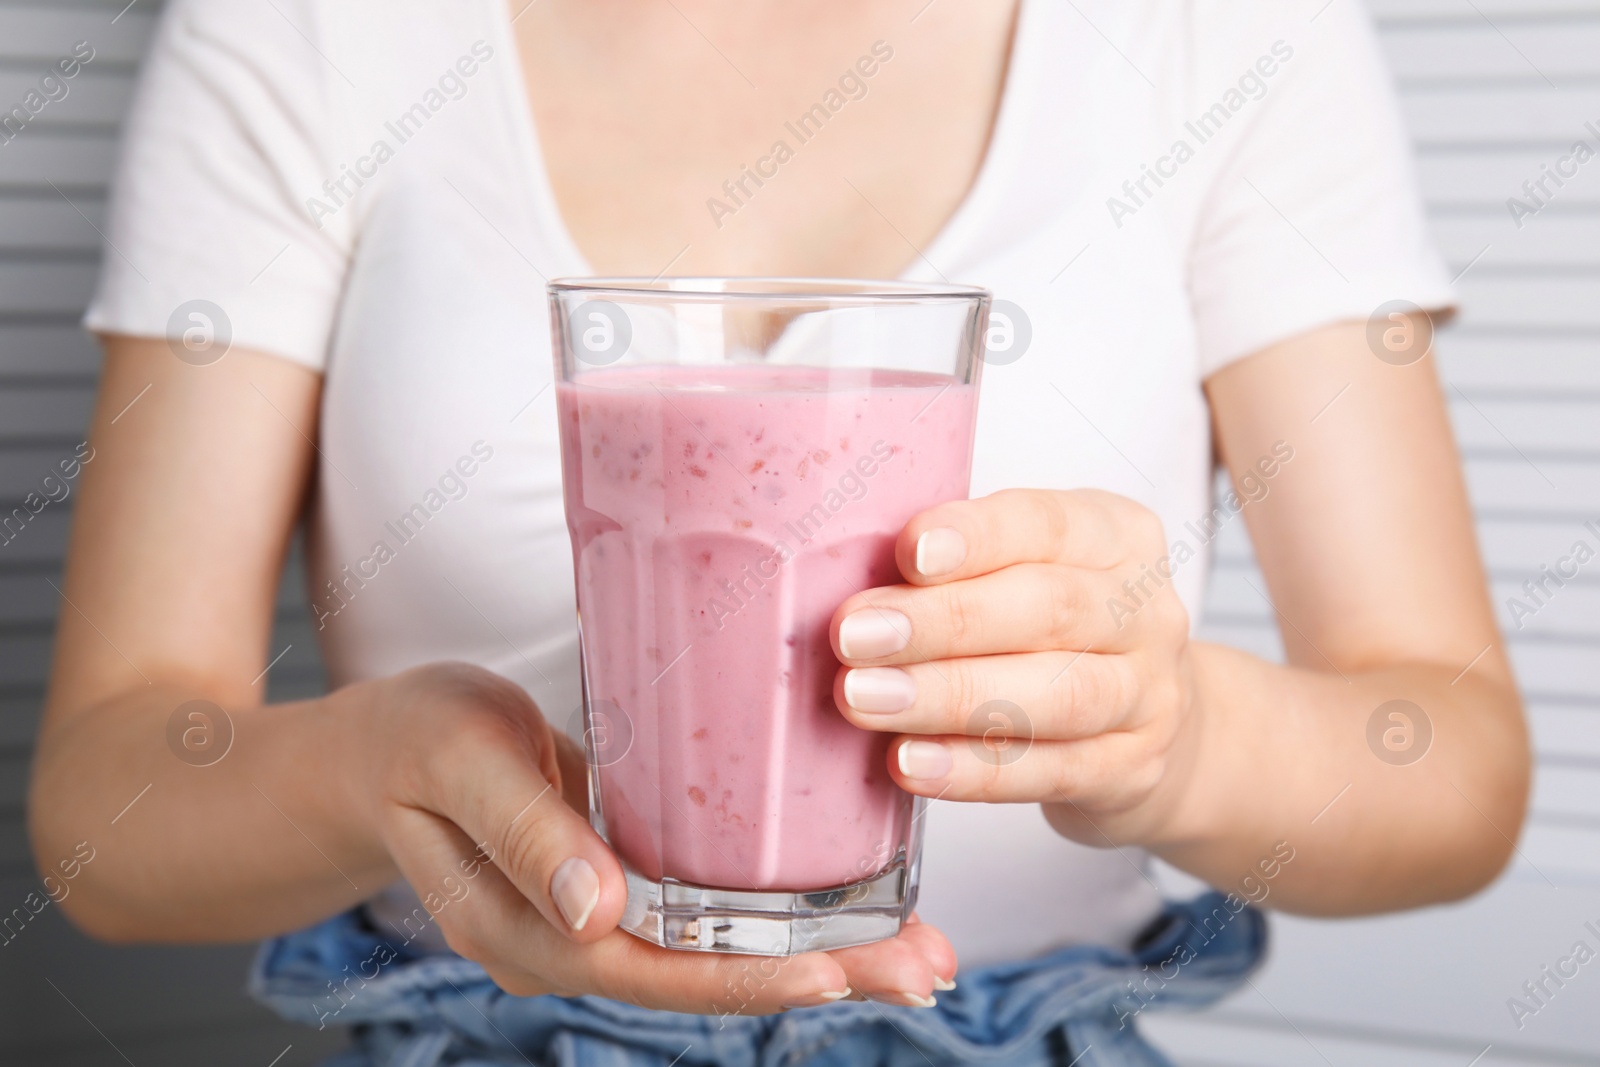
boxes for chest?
[510,0,1019,278]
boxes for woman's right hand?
[357,662,957,1015]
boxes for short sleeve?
[1187,1,1454,377]
[84,0,353,371]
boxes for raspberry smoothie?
[559,364,977,892]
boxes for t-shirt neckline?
[487,0,1033,285]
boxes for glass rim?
[548,276,990,302]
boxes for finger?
[396,807,858,1015]
[896,488,1154,584]
[561,916,953,1016]
[550,930,852,1016]
[886,732,1159,807]
[834,651,1138,741]
[823,922,942,1007]
[833,562,1154,664]
[898,914,960,989]
[430,711,626,945]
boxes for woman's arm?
[30,337,955,1012]
[29,336,389,939]
[1161,320,1527,912]
[830,320,1529,915]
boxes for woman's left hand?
[831,488,1204,848]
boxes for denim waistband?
[249,891,1265,1067]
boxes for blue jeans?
[250,892,1264,1067]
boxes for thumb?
[437,714,627,943]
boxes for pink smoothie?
[558,364,977,892]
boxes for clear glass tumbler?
[551,278,987,955]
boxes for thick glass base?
[616,853,919,956]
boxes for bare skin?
[29,0,1526,1018]
[516,0,1018,277]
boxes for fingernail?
[550,856,600,932]
[933,976,957,992]
[867,991,938,1008]
[843,668,916,714]
[782,988,851,1009]
[897,740,952,781]
[915,527,967,577]
[838,610,910,659]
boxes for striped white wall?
[0,0,1594,1064]
[1146,1,1600,1064]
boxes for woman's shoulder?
[142,0,501,153]
[1092,0,1377,65]
[152,0,474,84]
[157,0,353,50]
[1182,0,1379,62]
[1024,0,1369,102]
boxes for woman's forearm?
[1147,642,1529,914]
[28,680,397,943]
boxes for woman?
[30,0,1528,1063]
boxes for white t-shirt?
[87,0,1452,966]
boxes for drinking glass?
[551,278,987,955]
